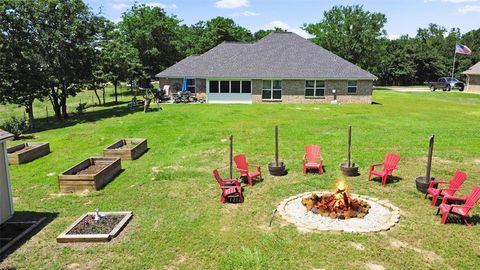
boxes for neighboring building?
[462,62,480,93]
[0,129,14,225]
[156,32,377,104]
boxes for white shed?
[0,129,14,224]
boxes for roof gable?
[463,62,480,75]
[157,32,376,79]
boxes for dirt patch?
[389,238,445,265]
[365,263,385,270]
[67,214,125,235]
[473,159,480,165]
[76,164,107,175]
[151,166,161,173]
[349,242,365,251]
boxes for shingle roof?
[156,32,377,80]
[0,129,14,142]
[463,62,480,75]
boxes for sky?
[85,0,480,39]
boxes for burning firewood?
[301,181,370,219]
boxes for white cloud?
[239,11,260,16]
[215,0,249,9]
[145,2,178,9]
[459,4,480,12]
[112,3,130,10]
[264,20,313,39]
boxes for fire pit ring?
[277,191,400,233]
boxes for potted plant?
[340,126,359,176]
[268,125,287,176]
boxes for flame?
[335,176,348,192]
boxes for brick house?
[156,32,377,104]
[462,62,480,93]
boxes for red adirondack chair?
[303,145,324,175]
[213,169,243,204]
[368,153,400,187]
[233,154,262,186]
[425,170,467,206]
[437,186,480,226]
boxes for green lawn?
[1,90,480,269]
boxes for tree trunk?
[93,83,101,105]
[25,101,35,130]
[60,95,68,119]
[114,81,118,103]
[60,82,69,119]
[49,86,62,120]
[102,85,106,104]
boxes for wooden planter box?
[103,138,147,160]
[58,157,121,193]
[57,211,132,243]
[7,142,50,165]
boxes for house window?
[209,80,252,94]
[187,79,196,93]
[209,80,219,93]
[348,81,358,94]
[262,80,282,100]
[220,81,230,93]
[231,81,241,93]
[241,81,251,93]
[305,80,325,97]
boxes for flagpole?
[451,43,457,80]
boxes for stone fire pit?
[277,191,400,233]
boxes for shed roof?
[0,129,14,143]
[156,32,377,80]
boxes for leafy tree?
[304,5,387,72]
[376,36,416,85]
[120,4,180,83]
[101,33,142,103]
[178,17,254,56]
[253,27,287,40]
[36,0,100,120]
[0,0,49,128]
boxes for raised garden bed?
[7,142,50,165]
[103,138,147,160]
[58,157,121,193]
[57,211,132,243]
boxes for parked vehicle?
[425,77,465,91]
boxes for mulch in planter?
[67,214,125,235]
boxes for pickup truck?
[425,77,465,91]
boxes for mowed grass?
[1,90,480,269]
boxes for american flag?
[455,44,472,55]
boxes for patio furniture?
[368,153,400,187]
[213,169,243,203]
[303,145,324,175]
[436,186,480,226]
[425,170,467,206]
[234,154,262,186]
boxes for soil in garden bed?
[76,164,108,175]
[116,141,140,150]
[10,145,35,154]
[67,214,125,235]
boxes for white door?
[207,80,252,104]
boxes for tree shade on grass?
[0,90,480,269]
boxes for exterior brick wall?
[467,75,480,93]
[251,79,373,104]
